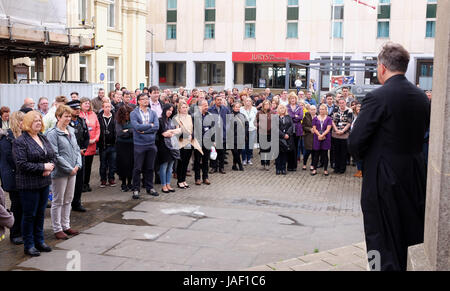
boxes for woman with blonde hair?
[0,111,25,245]
[287,92,303,171]
[13,111,56,256]
[46,105,82,240]
[311,104,333,176]
[275,104,294,175]
[174,101,202,189]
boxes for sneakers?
[100,181,107,188]
[248,160,253,165]
[132,191,140,200]
[242,160,247,166]
[109,179,116,187]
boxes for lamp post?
[146,29,154,87]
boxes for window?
[377,0,390,38]
[319,56,351,91]
[331,0,344,38]
[167,0,177,39]
[106,0,115,28]
[78,0,87,22]
[426,0,437,38]
[416,60,433,90]
[245,0,256,38]
[287,0,298,38]
[195,62,225,87]
[159,62,186,87]
[79,55,88,82]
[107,57,116,93]
[205,0,215,39]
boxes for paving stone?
[157,228,241,248]
[231,221,313,240]
[184,247,258,270]
[331,263,366,271]
[321,253,366,267]
[19,250,127,271]
[83,222,169,240]
[55,234,126,255]
[245,265,275,271]
[104,239,200,265]
[189,218,240,233]
[122,211,197,228]
[114,258,191,271]
[327,245,364,256]
[290,261,333,271]
[267,258,305,271]
[297,252,337,263]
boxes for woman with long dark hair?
[115,105,134,191]
[157,104,181,193]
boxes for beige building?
[1,0,147,95]
[147,0,436,92]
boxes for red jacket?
[80,111,100,156]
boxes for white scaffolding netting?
[0,0,67,33]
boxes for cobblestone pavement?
[3,154,365,271]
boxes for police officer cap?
[67,100,81,110]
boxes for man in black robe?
[348,42,431,271]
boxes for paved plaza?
[2,156,365,271]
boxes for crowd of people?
[0,82,378,257]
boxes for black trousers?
[231,149,242,167]
[210,147,225,170]
[303,150,313,166]
[177,148,193,183]
[275,151,289,171]
[8,191,22,239]
[132,144,157,192]
[72,155,85,208]
[259,134,271,166]
[334,138,348,173]
[287,136,300,170]
[84,155,94,186]
[194,147,211,181]
[312,150,329,171]
[330,138,337,167]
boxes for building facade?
[147,0,436,92]
[20,0,147,95]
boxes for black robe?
[348,74,430,271]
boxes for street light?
[146,29,154,87]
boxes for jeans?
[51,175,76,233]
[159,160,175,186]
[132,144,157,192]
[242,130,257,162]
[20,186,49,250]
[356,160,363,171]
[99,145,117,181]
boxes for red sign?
[233,52,310,63]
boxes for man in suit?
[208,95,230,174]
[348,42,430,271]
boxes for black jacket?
[278,115,294,152]
[0,129,17,192]
[348,74,430,271]
[69,117,90,151]
[228,111,249,149]
[13,131,56,191]
[97,113,116,151]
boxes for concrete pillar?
[225,59,234,89]
[407,0,450,271]
[186,60,195,89]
